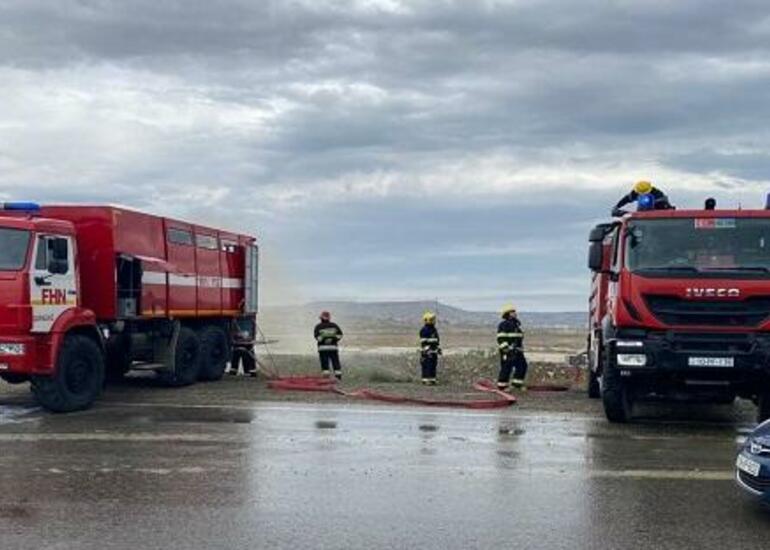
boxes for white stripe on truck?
[142,272,243,289]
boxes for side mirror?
[589,223,613,242]
[588,241,604,271]
[48,258,68,274]
[47,238,68,274]
[50,238,68,260]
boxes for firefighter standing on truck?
[497,304,528,390]
[612,180,672,216]
[419,311,441,385]
[314,311,344,380]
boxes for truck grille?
[739,470,770,493]
[644,295,770,327]
[666,332,755,354]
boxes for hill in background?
[262,300,586,329]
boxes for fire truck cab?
[588,207,770,423]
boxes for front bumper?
[610,331,770,382]
[736,449,770,498]
[0,336,42,376]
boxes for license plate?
[737,454,761,477]
[688,357,734,367]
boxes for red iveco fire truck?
[588,205,770,423]
[0,202,258,412]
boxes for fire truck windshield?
[626,218,770,276]
[0,228,31,271]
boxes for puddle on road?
[314,420,337,430]
[122,410,255,425]
[0,504,33,519]
[497,450,519,459]
[498,427,525,436]
[0,405,41,425]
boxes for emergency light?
[1,202,41,212]
[637,193,655,211]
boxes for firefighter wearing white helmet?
[419,311,441,385]
[612,180,672,216]
[496,304,528,390]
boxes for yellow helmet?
[634,180,653,195]
[501,304,517,318]
[423,311,437,324]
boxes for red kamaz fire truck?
[0,202,258,412]
[588,206,770,423]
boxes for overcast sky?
[2,0,770,311]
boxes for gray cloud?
[2,0,770,310]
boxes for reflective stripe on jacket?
[419,325,441,356]
[497,318,524,353]
[314,321,343,351]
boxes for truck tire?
[758,391,770,423]
[31,335,105,413]
[588,369,601,399]
[159,327,201,387]
[587,333,601,399]
[198,325,229,381]
[601,357,632,423]
[105,334,132,383]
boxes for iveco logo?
[685,288,741,298]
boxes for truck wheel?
[31,335,105,413]
[601,361,632,423]
[159,327,201,387]
[587,334,602,399]
[758,391,770,423]
[588,369,601,399]
[105,334,132,383]
[198,325,229,381]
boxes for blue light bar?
[2,202,40,212]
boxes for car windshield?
[626,218,770,275]
[0,227,31,270]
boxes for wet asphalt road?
[1,393,769,549]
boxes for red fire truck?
[0,203,258,412]
[588,206,770,423]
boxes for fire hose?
[253,326,580,408]
[265,375,517,409]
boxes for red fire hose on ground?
[266,375,518,409]
[253,327,579,409]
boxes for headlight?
[617,340,644,348]
[617,353,647,367]
[0,343,25,355]
[749,438,768,455]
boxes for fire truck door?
[30,235,77,333]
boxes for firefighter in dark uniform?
[228,317,258,377]
[496,304,528,390]
[612,180,672,216]
[419,311,441,385]
[314,311,344,380]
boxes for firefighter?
[496,304,528,390]
[229,347,258,377]
[612,180,672,216]
[419,311,441,385]
[314,311,344,380]
[228,318,258,377]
